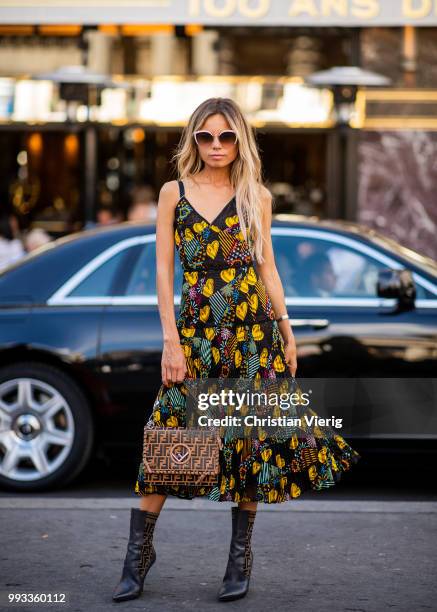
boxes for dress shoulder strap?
[177,179,185,199]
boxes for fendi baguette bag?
[142,411,223,487]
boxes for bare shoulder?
[159,181,179,201]
[158,180,180,211]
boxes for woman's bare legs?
[139,492,257,511]
[139,493,167,514]
[238,501,257,511]
[139,495,255,512]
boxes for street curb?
[0,497,437,512]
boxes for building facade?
[0,1,436,258]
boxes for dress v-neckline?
[180,194,236,227]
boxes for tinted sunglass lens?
[219,131,237,145]
[195,131,213,145]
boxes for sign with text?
[2,0,437,26]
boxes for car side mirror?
[377,268,416,311]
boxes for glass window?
[68,249,128,297]
[273,234,389,298]
[419,286,437,299]
[124,242,183,297]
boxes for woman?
[113,97,360,603]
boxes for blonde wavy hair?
[171,97,268,263]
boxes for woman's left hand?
[283,335,297,377]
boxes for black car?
[0,216,436,492]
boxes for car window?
[419,286,436,299]
[272,234,389,298]
[124,242,183,297]
[68,248,129,297]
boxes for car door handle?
[290,319,330,329]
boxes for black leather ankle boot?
[217,506,256,602]
[112,507,159,602]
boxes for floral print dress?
[135,179,361,503]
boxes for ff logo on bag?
[170,443,192,465]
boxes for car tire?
[0,362,94,492]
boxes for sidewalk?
[1,498,436,612]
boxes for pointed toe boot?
[217,506,256,602]
[112,507,159,602]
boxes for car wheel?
[0,362,94,492]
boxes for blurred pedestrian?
[96,205,123,226]
[0,213,26,270]
[128,185,158,222]
[84,205,123,230]
[127,201,157,223]
[24,227,52,252]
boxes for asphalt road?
[1,498,436,612]
[1,451,436,612]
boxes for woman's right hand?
[161,338,187,385]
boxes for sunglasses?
[193,130,238,147]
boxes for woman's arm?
[155,181,187,385]
[255,186,298,377]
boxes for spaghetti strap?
[178,179,185,199]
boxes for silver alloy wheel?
[0,377,75,481]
